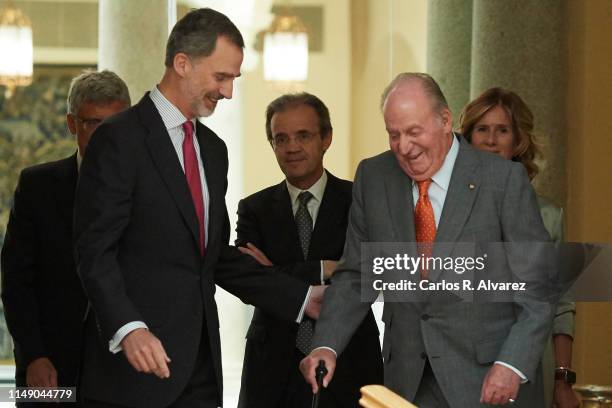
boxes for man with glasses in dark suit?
[236,93,383,408]
[1,70,130,407]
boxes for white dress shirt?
[289,171,328,322]
[286,170,327,228]
[109,86,211,353]
[410,132,459,227]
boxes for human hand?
[26,357,57,387]
[480,363,521,405]
[305,285,327,319]
[299,348,337,394]
[121,328,171,379]
[553,380,580,408]
[322,260,338,280]
[238,243,273,266]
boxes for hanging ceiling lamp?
[263,10,308,82]
[0,0,33,98]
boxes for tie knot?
[297,191,313,206]
[416,179,432,197]
[182,120,194,139]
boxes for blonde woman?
[459,87,578,408]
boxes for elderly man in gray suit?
[300,73,555,407]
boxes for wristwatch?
[555,367,576,384]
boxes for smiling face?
[177,36,243,118]
[271,104,332,190]
[383,82,453,181]
[469,105,516,160]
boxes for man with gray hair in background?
[1,69,130,407]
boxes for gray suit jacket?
[312,137,555,408]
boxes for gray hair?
[380,72,449,114]
[67,70,130,114]
[165,8,244,68]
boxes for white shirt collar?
[149,85,192,131]
[286,170,328,206]
[413,132,459,191]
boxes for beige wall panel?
[567,0,612,386]
[349,0,427,175]
[242,0,351,196]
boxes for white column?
[194,1,261,405]
[201,52,248,408]
[471,0,567,207]
[98,0,174,101]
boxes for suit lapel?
[273,181,303,260]
[53,153,78,232]
[436,140,481,246]
[195,121,223,253]
[138,97,200,249]
[310,172,343,259]
[428,140,481,281]
[384,158,417,243]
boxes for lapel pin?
[468,183,476,190]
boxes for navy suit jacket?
[74,94,310,407]
[1,154,87,389]
[235,171,383,408]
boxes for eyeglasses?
[271,131,319,148]
[75,116,103,130]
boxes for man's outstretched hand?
[26,357,57,387]
[306,285,327,319]
[238,242,273,266]
[300,348,337,394]
[480,363,520,405]
[121,328,171,379]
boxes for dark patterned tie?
[295,191,315,354]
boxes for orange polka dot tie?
[415,179,436,279]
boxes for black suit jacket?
[235,172,383,408]
[73,94,310,407]
[1,154,87,389]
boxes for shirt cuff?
[320,261,325,284]
[494,361,528,384]
[312,346,337,357]
[109,321,148,353]
[296,286,313,323]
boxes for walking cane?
[311,360,328,408]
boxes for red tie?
[415,179,436,279]
[182,121,206,256]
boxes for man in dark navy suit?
[73,9,323,408]
[236,93,383,408]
